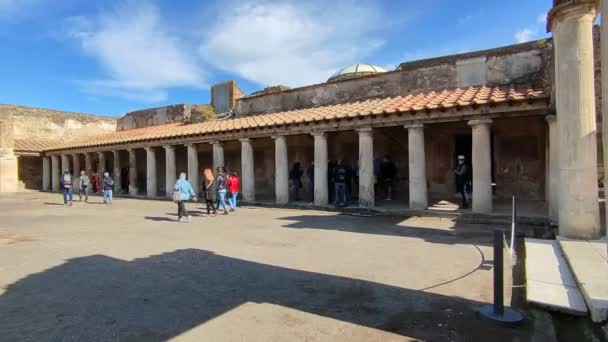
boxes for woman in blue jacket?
[174,172,197,223]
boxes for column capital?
[210,140,223,145]
[311,131,326,137]
[468,119,492,127]
[144,146,155,152]
[404,123,424,130]
[184,143,197,148]
[239,138,251,143]
[271,135,286,140]
[545,114,557,123]
[356,127,373,133]
[162,145,175,150]
[547,0,597,32]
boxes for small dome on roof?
[327,64,387,82]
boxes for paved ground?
[0,192,556,341]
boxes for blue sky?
[0,0,553,117]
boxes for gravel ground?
[0,192,550,341]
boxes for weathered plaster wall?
[117,104,214,131]
[235,40,551,116]
[17,156,41,190]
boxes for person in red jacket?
[226,171,240,211]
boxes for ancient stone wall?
[235,40,550,116]
[0,105,116,142]
[117,104,215,130]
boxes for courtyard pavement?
[0,192,553,341]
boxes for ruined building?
[0,0,605,241]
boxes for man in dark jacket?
[380,155,397,200]
[454,155,469,209]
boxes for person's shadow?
[0,249,534,341]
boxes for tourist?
[227,171,240,211]
[454,155,469,209]
[102,172,114,204]
[78,170,89,202]
[333,160,348,206]
[306,162,314,204]
[59,169,74,206]
[89,170,98,193]
[289,162,303,201]
[201,168,217,216]
[216,166,230,215]
[174,172,196,222]
[380,155,397,201]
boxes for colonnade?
[41,122,496,213]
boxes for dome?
[327,64,387,82]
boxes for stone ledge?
[558,237,608,323]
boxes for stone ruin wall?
[116,104,214,131]
[235,39,553,116]
[0,105,117,148]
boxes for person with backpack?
[78,170,90,202]
[333,160,348,206]
[174,172,197,223]
[59,169,74,206]
[102,172,114,204]
[454,155,469,209]
[201,168,217,216]
[226,171,240,211]
[215,166,230,215]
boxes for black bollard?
[478,230,523,325]
[493,229,504,316]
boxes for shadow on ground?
[0,249,540,341]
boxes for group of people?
[59,169,114,206]
[173,166,240,223]
[287,155,398,206]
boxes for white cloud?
[66,2,204,102]
[199,1,386,87]
[514,28,536,43]
[537,13,547,24]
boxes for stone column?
[406,124,428,209]
[186,143,199,192]
[212,141,225,170]
[51,155,59,192]
[312,132,328,206]
[549,1,600,239]
[240,138,255,201]
[42,156,50,191]
[145,147,157,198]
[113,151,121,194]
[61,154,70,174]
[358,127,374,209]
[468,119,493,214]
[273,135,289,204]
[85,153,92,174]
[602,0,608,245]
[98,152,106,176]
[546,115,559,224]
[72,154,80,192]
[164,145,176,199]
[128,149,138,196]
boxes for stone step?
[524,238,588,316]
[558,237,608,323]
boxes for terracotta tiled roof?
[47,84,548,151]
[14,138,61,153]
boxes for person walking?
[333,160,348,206]
[174,172,197,223]
[227,171,240,211]
[306,162,314,204]
[216,167,230,215]
[454,155,469,209]
[380,155,397,201]
[60,169,74,206]
[201,168,217,216]
[78,170,89,202]
[90,171,98,193]
[289,162,303,201]
[102,172,114,204]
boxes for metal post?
[493,230,504,316]
[478,230,523,325]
